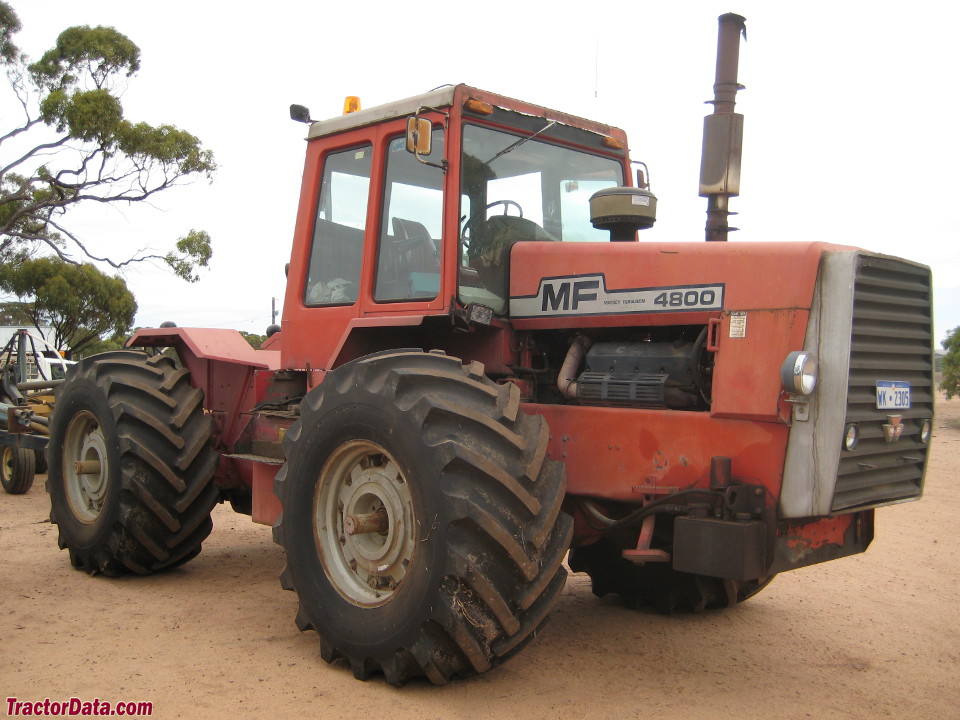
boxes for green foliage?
[77,331,127,357]
[166,229,212,282]
[41,87,124,141]
[0,256,137,357]
[0,1,20,63]
[0,3,215,279]
[0,299,31,325]
[940,327,960,400]
[239,330,267,349]
[28,24,140,91]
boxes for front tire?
[47,351,219,576]
[273,350,572,685]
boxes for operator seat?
[374,217,441,300]
[467,215,557,297]
[392,217,440,273]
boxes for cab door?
[361,114,449,318]
[282,114,450,372]
[281,127,375,370]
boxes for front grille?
[832,255,934,511]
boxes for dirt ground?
[2,397,958,720]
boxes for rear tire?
[569,536,774,613]
[34,450,48,475]
[1,445,35,494]
[47,351,219,576]
[273,350,572,685]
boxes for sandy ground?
[2,397,958,720]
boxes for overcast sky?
[4,0,958,345]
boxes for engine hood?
[507,240,852,329]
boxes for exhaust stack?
[699,12,747,242]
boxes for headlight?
[781,351,818,396]
[920,419,932,445]
[843,423,859,451]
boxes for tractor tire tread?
[47,351,218,576]
[274,350,570,685]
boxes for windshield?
[459,123,624,311]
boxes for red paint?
[252,461,283,525]
[528,403,788,502]
[131,327,280,369]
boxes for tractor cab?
[281,85,636,370]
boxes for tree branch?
[45,217,171,270]
[0,133,70,178]
[2,20,215,279]
[0,114,40,145]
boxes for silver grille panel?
[832,255,933,511]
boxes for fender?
[128,327,281,453]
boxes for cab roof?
[305,84,626,143]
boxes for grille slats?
[853,290,929,310]
[830,255,933,512]
[836,462,925,491]
[833,483,922,510]
[849,357,931,373]
[845,338,932,355]
[854,328,931,343]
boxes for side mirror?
[406,116,433,156]
[405,114,446,172]
[290,104,312,124]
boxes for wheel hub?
[63,411,109,523]
[314,440,416,607]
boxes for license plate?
[876,380,910,410]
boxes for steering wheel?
[460,200,524,257]
[484,199,523,218]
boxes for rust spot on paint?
[652,450,667,471]
[785,514,853,551]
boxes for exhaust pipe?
[699,12,747,242]
[557,334,593,399]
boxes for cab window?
[374,128,445,302]
[458,124,622,312]
[304,145,372,306]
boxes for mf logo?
[509,273,724,318]
[541,278,600,311]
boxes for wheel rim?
[314,440,416,607]
[1,446,12,482]
[62,410,110,523]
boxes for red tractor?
[46,15,934,685]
